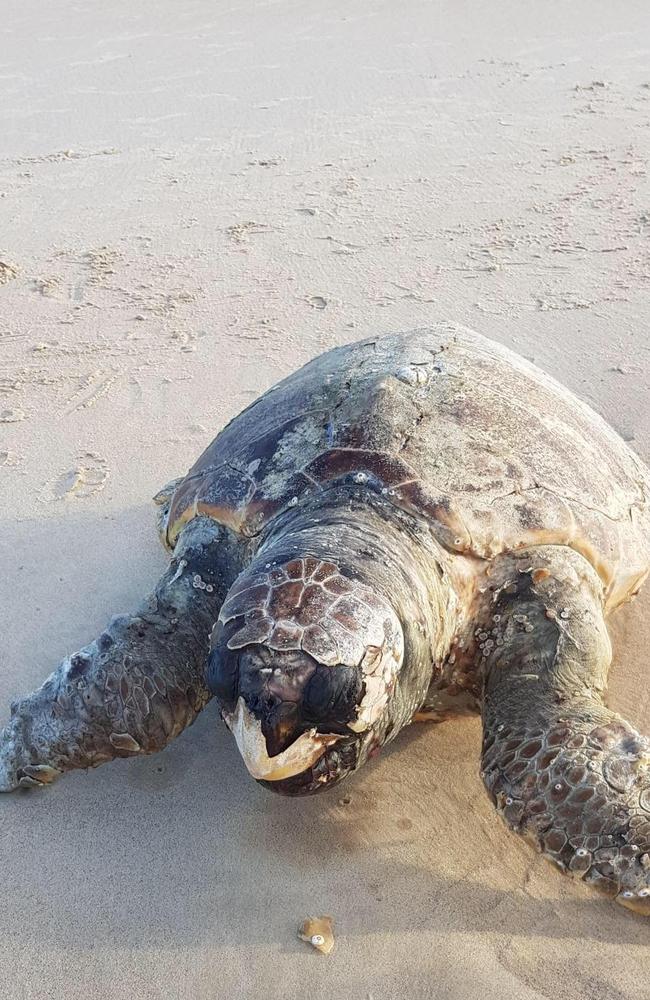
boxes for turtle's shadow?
[1,714,649,953]
[1,508,649,955]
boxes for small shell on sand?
[298,916,335,955]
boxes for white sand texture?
[1,2,650,998]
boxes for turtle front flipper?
[478,546,650,915]
[0,518,240,792]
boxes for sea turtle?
[2,324,650,915]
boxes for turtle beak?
[223,697,341,781]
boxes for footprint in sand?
[53,452,109,499]
[0,260,18,284]
[0,408,26,423]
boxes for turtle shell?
[164,324,650,611]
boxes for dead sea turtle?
[2,324,650,915]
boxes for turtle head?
[208,557,404,795]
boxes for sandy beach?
[1,2,650,997]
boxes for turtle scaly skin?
[2,325,650,915]
[0,519,240,785]
[477,547,650,915]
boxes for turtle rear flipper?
[480,546,650,914]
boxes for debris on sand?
[298,916,335,955]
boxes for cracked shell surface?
[164,325,650,611]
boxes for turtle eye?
[207,622,240,711]
[302,663,364,728]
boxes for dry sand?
[1,2,650,998]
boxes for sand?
[1,1,650,997]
